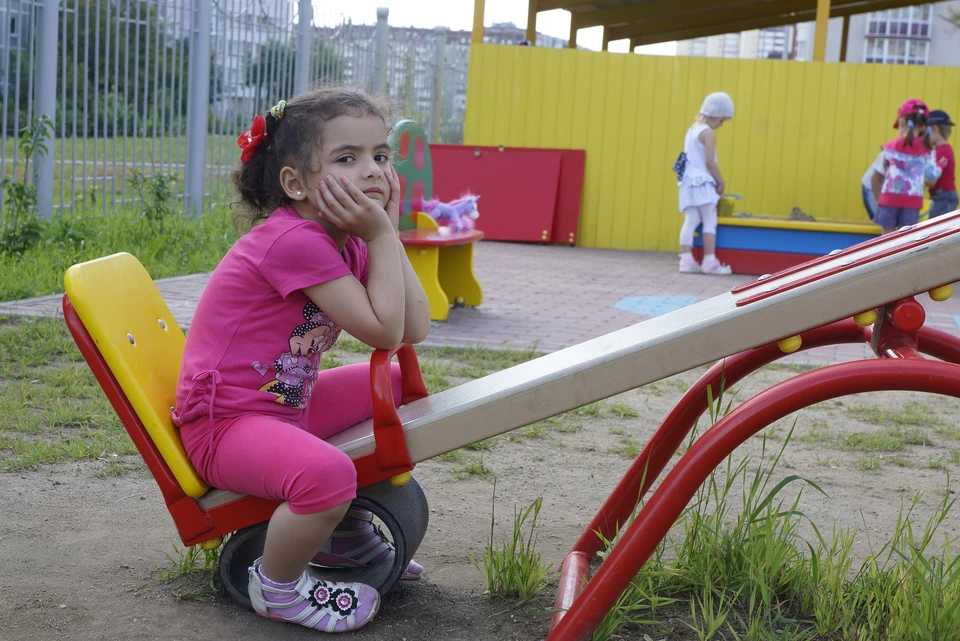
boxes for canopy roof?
[536,0,933,48]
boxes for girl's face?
[307,114,391,208]
[710,116,730,129]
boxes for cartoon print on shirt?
[258,301,341,407]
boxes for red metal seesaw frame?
[547,296,960,641]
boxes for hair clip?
[237,114,266,163]
[269,100,286,120]
[907,119,915,128]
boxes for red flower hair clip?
[237,114,267,163]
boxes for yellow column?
[839,15,849,62]
[526,0,538,44]
[472,0,485,45]
[813,0,830,62]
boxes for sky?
[313,0,678,55]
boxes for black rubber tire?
[217,476,429,610]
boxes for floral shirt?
[878,136,941,209]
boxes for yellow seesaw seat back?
[64,252,209,497]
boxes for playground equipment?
[391,120,484,321]
[64,210,960,639]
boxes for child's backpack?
[672,151,687,184]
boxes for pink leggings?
[180,363,402,514]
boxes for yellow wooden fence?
[463,43,960,251]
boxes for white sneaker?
[700,257,732,275]
[679,256,701,273]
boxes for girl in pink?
[172,87,430,633]
[876,99,942,234]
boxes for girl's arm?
[303,177,406,350]
[398,249,430,344]
[871,170,884,202]
[699,128,725,195]
[384,166,430,344]
[925,149,943,188]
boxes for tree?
[944,6,960,30]
[4,1,225,136]
[245,38,344,113]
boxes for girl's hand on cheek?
[318,175,393,242]
[385,164,401,230]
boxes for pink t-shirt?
[932,143,956,194]
[172,206,369,426]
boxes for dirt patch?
[2,361,959,640]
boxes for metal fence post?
[375,7,389,94]
[429,27,446,142]
[184,0,212,214]
[33,0,59,219]
[294,0,312,95]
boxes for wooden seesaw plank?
[325,212,960,465]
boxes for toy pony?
[412,194,480,232]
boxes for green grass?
[470,484,554,603]
[846,402,945,428]
[415,344,540,374]
[0,206,237,302]
[607,402,638,418]
[0,316,134,471]
[590,433,960,641]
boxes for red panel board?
[554,150,585,246]
[431,145,563,242]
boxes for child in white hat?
[675,92,734,275]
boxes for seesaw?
[62,209,960,641]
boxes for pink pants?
[180,363,403,514]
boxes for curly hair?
[231,85,392,233]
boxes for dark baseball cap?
[929,110,955,126]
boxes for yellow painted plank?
[538,47,561,148]
[810,61,839,222]
[476,45,500,145]
[720,217,879,234]
[580,51,610,247]
[718,57,740,191]
[778,62,805,217]
[595,53,625,249]
[655,56,691,251]
[492,46,516,144]
[569,50,594,244]
[554,49,579,150]
[626,54,657,250]
[830,62,859,222]
[743,60,772,225]
[463,44,483,144]
[796,62,822,218]
[612,53,641,250]
[729,58,755,216]
[525,47,548,147]
[760,59,788,215]
[508,48,531,146]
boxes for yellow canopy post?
[814,0,831,61]
[568,13,578,48]
[839,15,850,61]
[526,0,538,44]
[472,0,485,45]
